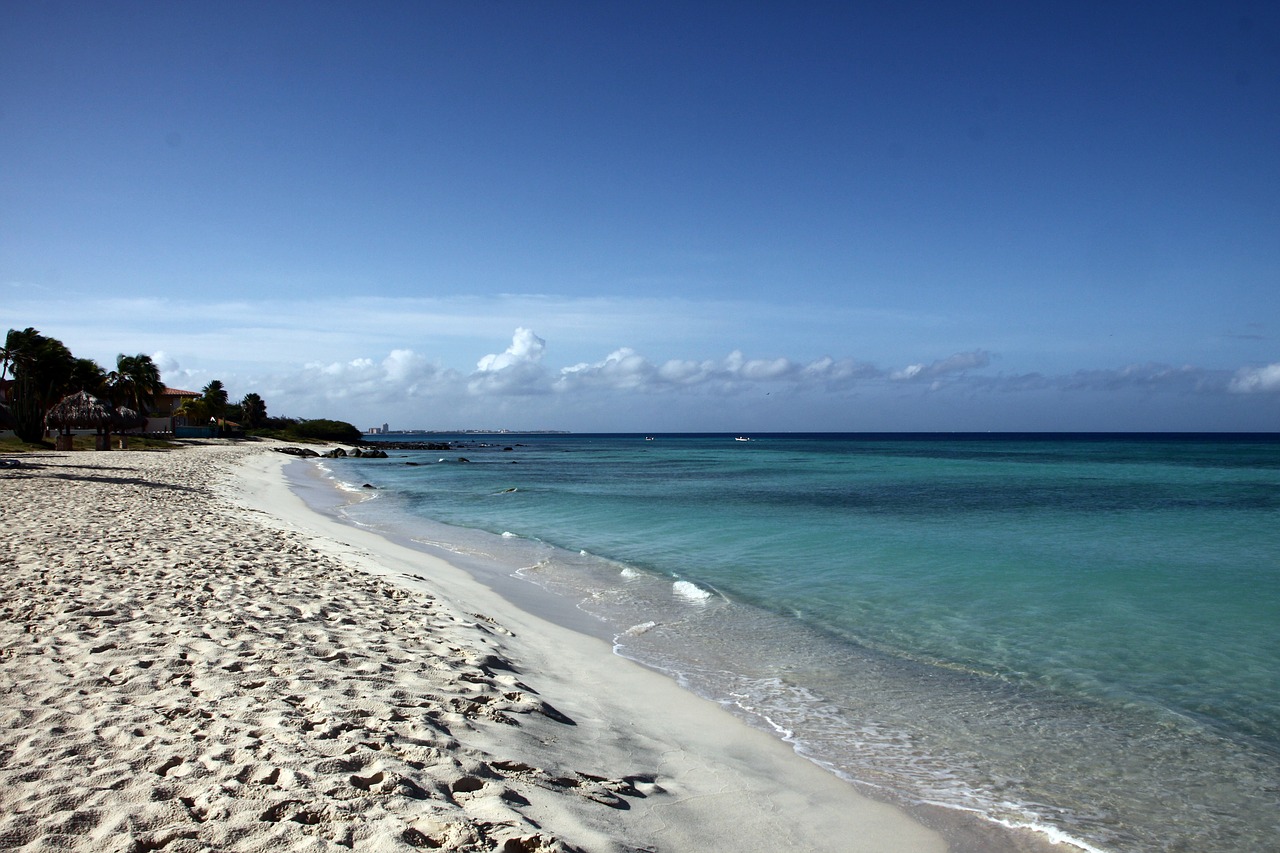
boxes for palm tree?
[3,327,76,442]
[107,354,165,415]
[174,396,210,426]
[202,380,229,423]
[70,358,108,397]
[240,392,267,429]
[0,336,16,384]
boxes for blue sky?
[3,1,1278,431]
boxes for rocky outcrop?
[274,446,389,459]
[274,446,320,458]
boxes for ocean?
[310,433,1280,852]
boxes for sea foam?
[673,580,712,602]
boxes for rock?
[274,446,320,458]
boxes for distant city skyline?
[4,2,1278,431]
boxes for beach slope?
[0,444,942,852]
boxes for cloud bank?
[133,327,1279,432]
[7,288,1276,431]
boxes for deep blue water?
[321,433,1280,853]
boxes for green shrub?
[289,419,362,443]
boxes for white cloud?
[469,328,551,396]
[476,327,547,372]
[278,350,455,409]
[1229,363,1280,394]
[892,350,991,382]
[382,349,434,388]
[558,348,655,391]
[151,350,181,374]
[801,356,881,387]
[554,347,884,396]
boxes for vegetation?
[239,392,268,429]
[2,325,309,449]
[108,353,165,415]
[71,358,108,397]
[286,418,363,443]
[2,328,76,442]
[201,379,229,422]
[0,432,180,453]
[174,396,211,425]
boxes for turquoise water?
[326,433,1280,852]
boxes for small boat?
[735,436,751,442]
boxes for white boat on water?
[735,436,751,441]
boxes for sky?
[3,1,1279,432]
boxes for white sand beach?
[0,443,948,852]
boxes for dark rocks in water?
[365,441,452,451]
[502,447,514,452]
[362,483,377,489]
[291,446,395,459]
[456,457,470,463]
[405,461,421,466]
[274,445,385,460]
[275,446,320,458]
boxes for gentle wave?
[672,580,713,602]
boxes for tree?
[70,358,108,397]
[201,380,228,422]
[293,419,362,443]
[107,353,164,415]
[174,397,210,426]
[240,392,268,429]
[3,327,76,442]
[0,335,17,384]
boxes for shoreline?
[283,449,1074,853]
[1,442,953,851]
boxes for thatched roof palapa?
[111,406,148,431]
[46,390,115,431]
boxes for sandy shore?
[0,442,946,852]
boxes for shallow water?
[324,433,1280,852]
